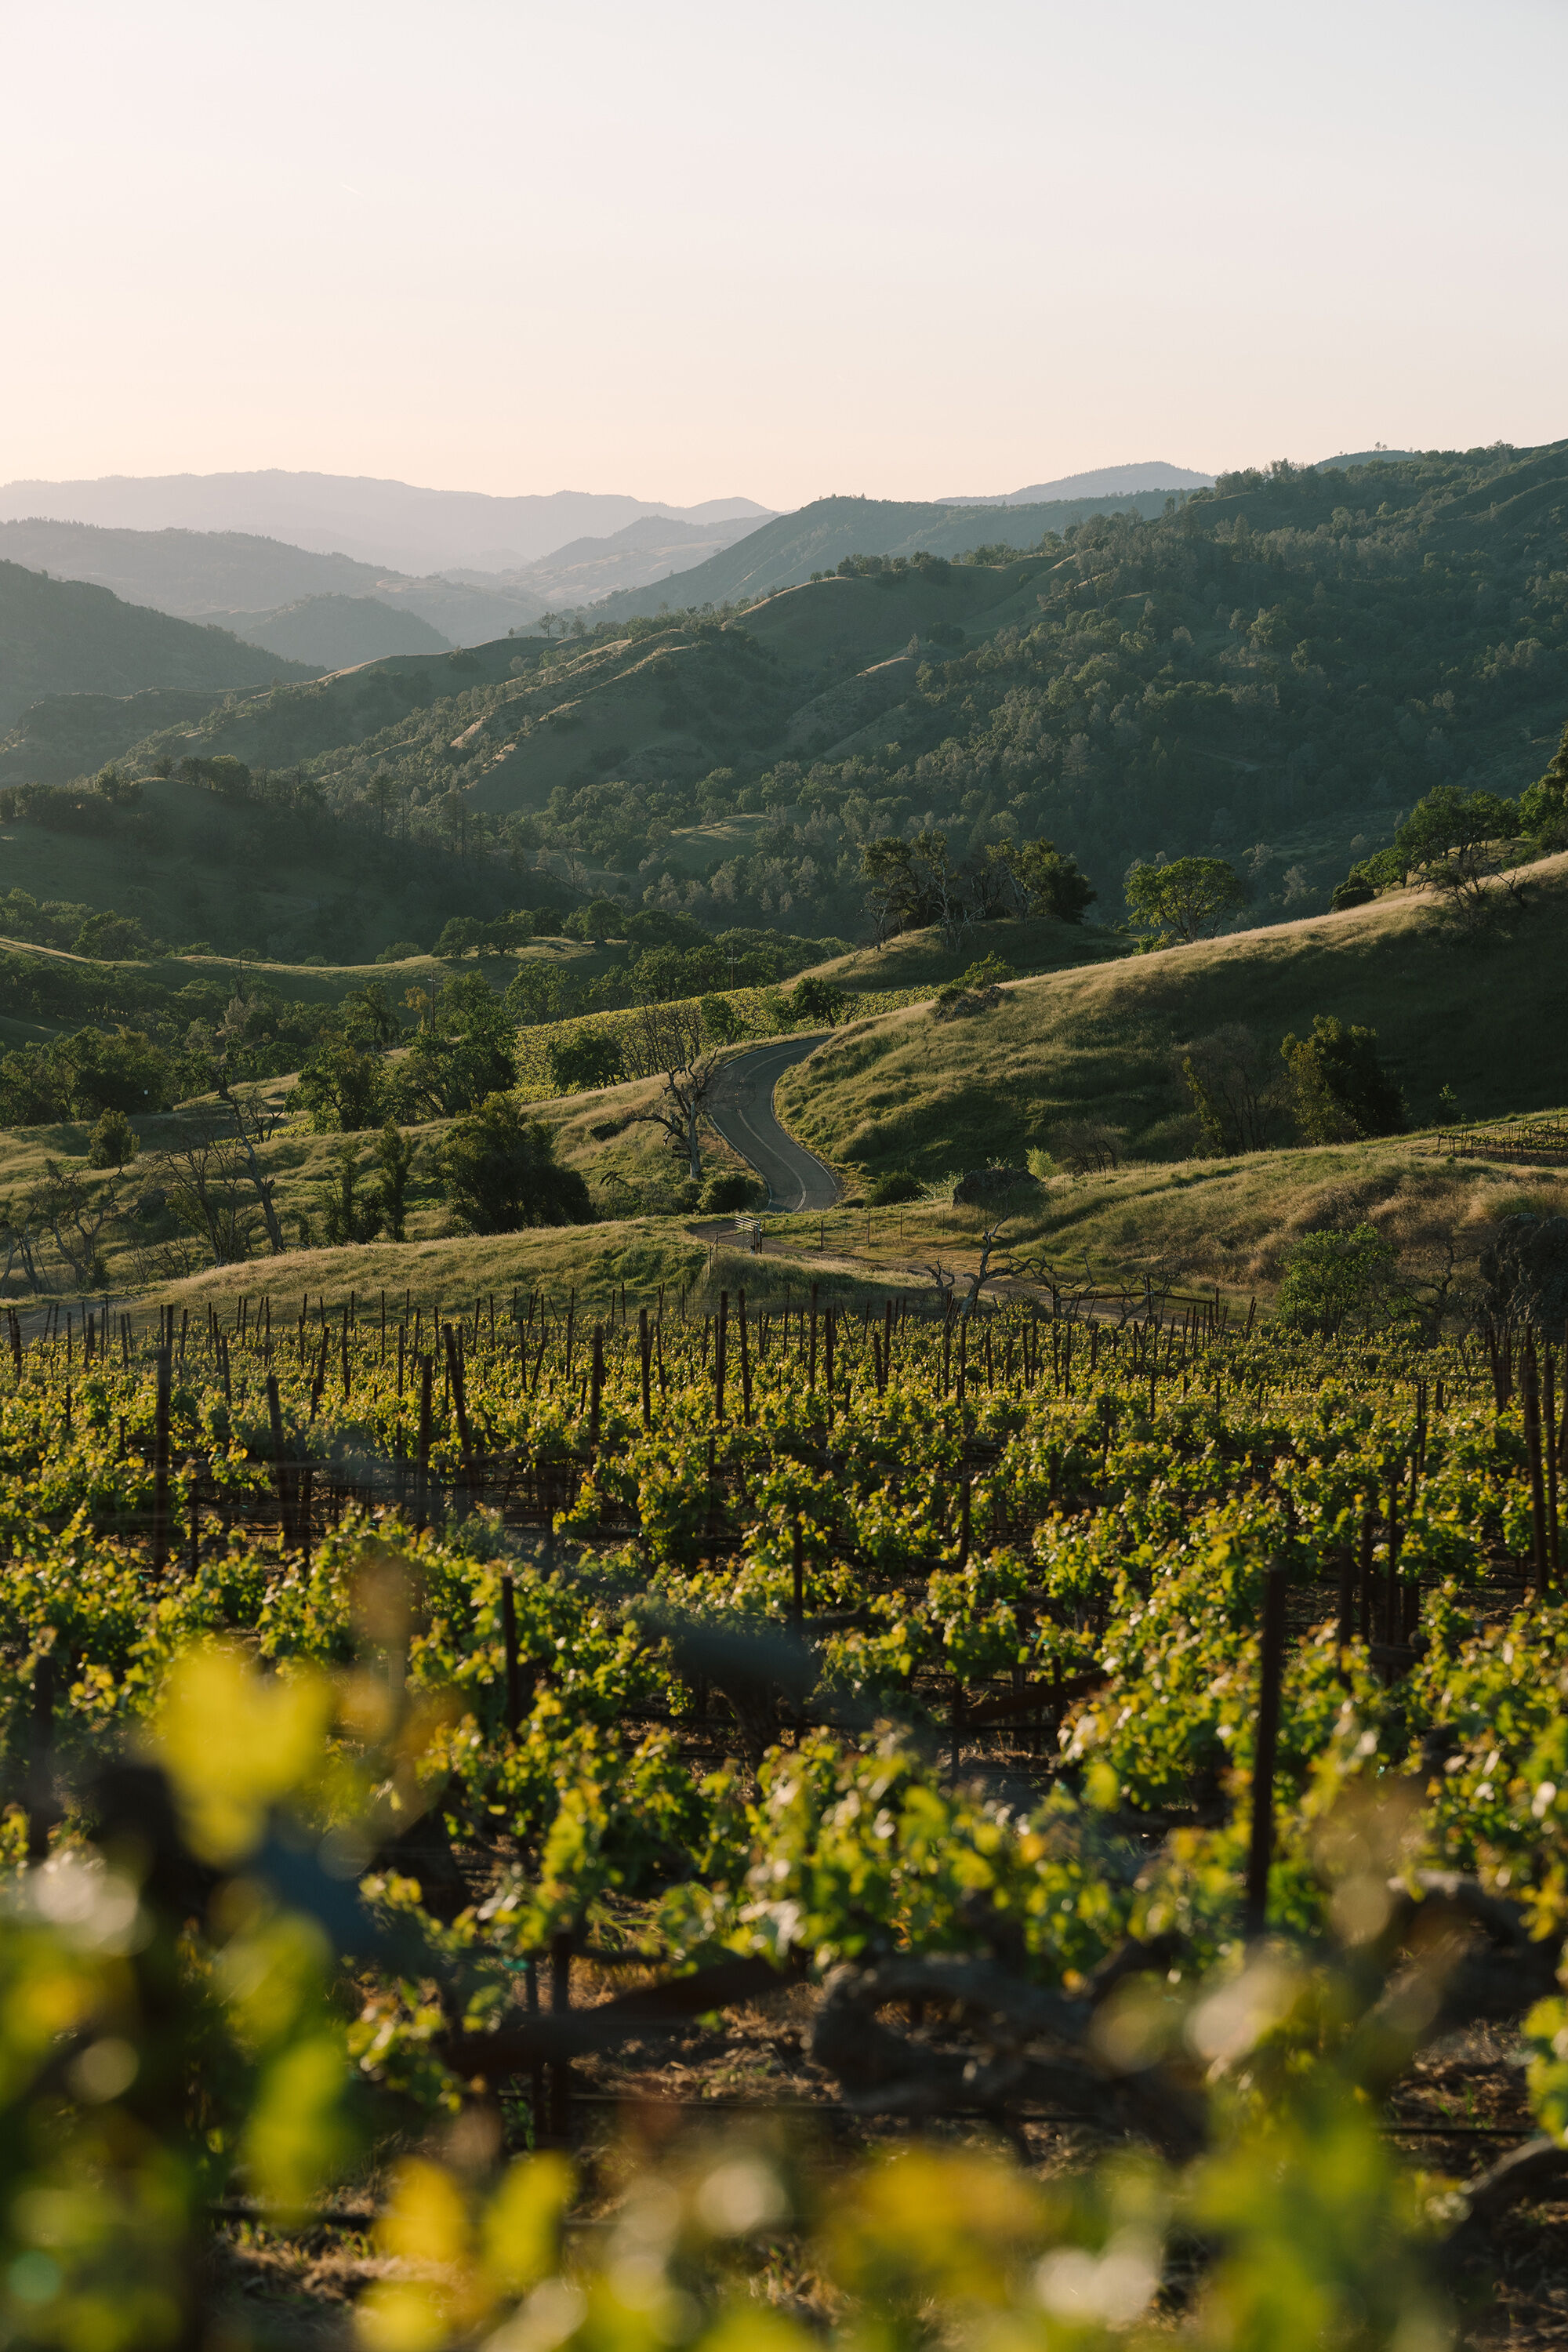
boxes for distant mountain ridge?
[0,470,773,576]
[946,461,1215,504]
[0,520,546,666]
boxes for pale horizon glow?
[2,0,1565,513]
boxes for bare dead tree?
[149,1125,269,1267]
[226,1090,288,1254]
[953,1217,1015,1316]
[23,1163,120,1293]
[0,1207,44,1296]
[626,1004,724,1185]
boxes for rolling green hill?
[0,561,318,729]
[775,855,1568,1178]
[586,489,1179,620]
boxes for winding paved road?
[710,1037,840,1212]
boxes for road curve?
[710,1037,840,1213]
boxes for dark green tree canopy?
[435,1095,593,1234]
[1281,1014,1406,1142]
[1124,856,1247,944]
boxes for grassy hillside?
[0,689,238,786]
[798,913,1127,991]
[756,1126,1568,1316]
[0,562,318,729]
[587,491,1178,620]
[776,856,1568,1174]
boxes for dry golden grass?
[778,858,1568,1175]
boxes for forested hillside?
[0,561,318,728]
[588,488,1181,618]
[5,441,1567,947]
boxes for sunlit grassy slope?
[776,859,1568,1174]
[798,915,1128,993]
[807,1134,1568,1301]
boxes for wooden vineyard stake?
[1547,1345,1562,1580]
[1245,1565,1287,1938]
[1336,1547,1356,1674]
[151,1347,172,1573]
[502,1570,522,1733]
[1524,1336,1550,1594]
[416,1357,434,1530]
[549,1929,573,2143]
[525,1957,546,2145]
[27,1645,53,1862]
[444,1325,477,1508]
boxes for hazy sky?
[4,0,1565,509]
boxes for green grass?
[777,858,1568,1176]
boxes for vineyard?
[5,1276,1568,2348]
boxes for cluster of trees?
[293,974,517,1134]
[504,912,843,1029]
[1178,1014,1406,1156]
[862,830,1094,946]
[1,1072,594,1293]
[1332,762,1568,924]
[564,448,1568,937]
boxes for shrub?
[1179,1024,1282,1154]
[866,1170,922,1205]
[436,1095,593,1232]
[1330,877,1377,911]
[319,1138,383,1246]
[73,910,152,961]
[1281,1015,1406,1142]
[563,896,626,943]
[788,975,848,1027]
[296,1040,386,1133]
[699,1170,759,1213]
[372,1120,416,1242]
[700,994,744,1045]
[546,1027,626,1094]
[87,1107,138,1170]
[1125,856,1247,944]
[1276,1223,1397,1335]
[434,916,485,961]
